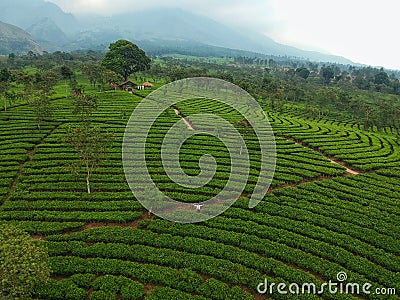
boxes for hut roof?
[142,81,154,87]
[118,80,137,87]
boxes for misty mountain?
[0,0,78,36]
[76,9,352,64]
[27,17,70,51]
[0,21,43,55]
[0,0,352,65]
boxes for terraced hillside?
[0,90,399,299]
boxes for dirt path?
[328,158,360,175]
[173,107,196,130]
[2,123,63,204]
[285,137,361,176]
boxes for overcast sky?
[49,0,400,70]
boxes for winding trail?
[285,137,361,176]
[173,107,196,130]
[2,123,63,204]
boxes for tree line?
[146,57,400,132]
[1,40,400,132]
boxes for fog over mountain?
[0,0,353,64]
[0,21,43,55]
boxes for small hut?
[142,81,154,89]
[115,81,138,92]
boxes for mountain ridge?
[0,0,353,65]
[0,21,43,55]
[74,8,352,64]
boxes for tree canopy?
[0,68,13,111]
[0,224,50,298]
[102,40,151,81]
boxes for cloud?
[269,0,400,69]
[49,0,277,30]
[49,0,400,69]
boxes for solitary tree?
[66,125,113,194]
[261,77,280,111]
[33,70,60,96]
[66,93,113,194]
[73,93,98,121]
[320,66,335,85]
[0,224,50,298]
[295,67,310,80]
[22,70,57,130]
[102,40,151,81]
[28,91,52,130]
[82,63,101,88]
[60,65,74,97]
[0,68,12,111]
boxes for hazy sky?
[49,0,400,70]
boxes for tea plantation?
[1,88,399,299]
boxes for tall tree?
[295,67,310,80]
[82,63,101,88]
[24,70,58,130]
[320,66,335,85]
[66,93,113,194]
[60,65,74,98]
[73,94,98,121]
[33,70,60,96]
[374,69,390,85]
[66,125,112,194]
[0,68,12,111]
[261,77,280,111]
[28,91,52,130]
[102,40,151,81]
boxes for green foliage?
[91,275,145,300]
[66,92,114,193]
[320,66,335,84]
[0,67,12,111]
[120,281,145,300]
[0,67,12,82]
[60,65,73,80]
[1,54,400,300]
[33,70,60,94]
[197,278,230,299]
[0,224,50,298]
[102,40,151,81]
[27,90,52,130]
[374,70,390,85]
[72,93,98,121]
[82,63,123,91]
[65,124,113,193]
[147,286,207,300]
[70,273,96,289]
[295,67,310,79]
[92,275,121,293]
[91,290,117,300]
